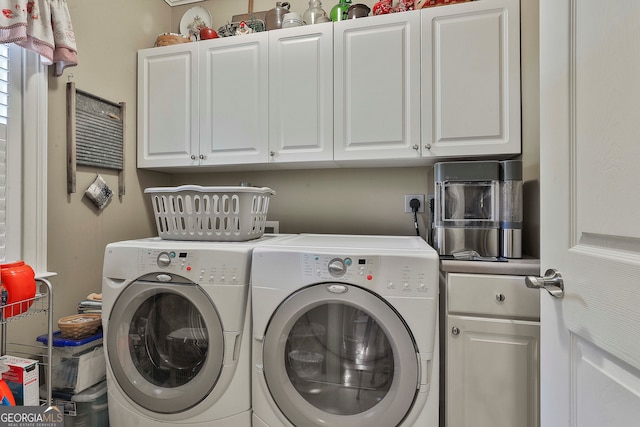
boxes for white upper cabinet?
[421,0,521,158]
[334,10,422,161]
[137,33,269,169]
[199,32,269,166]
[137,0,521,170]
[137,43,199,168]
[268,23,334,163]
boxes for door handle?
[525,268,564,298]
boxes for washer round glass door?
[262,283,419,427]
[107,279,224,414]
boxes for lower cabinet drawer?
[447,273,540,320]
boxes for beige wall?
[168,0,539,253]
[12,0,538,346]
[170,167,433,236]
[521,0,540,258]
[168,1,435,238]
[12,0,175,343]
[46,0,173,313]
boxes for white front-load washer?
[251,234,440,427]
[102,235,291,426]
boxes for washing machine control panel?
[301,253,434,296]
[136,248,249,285]
[303,254,373,282]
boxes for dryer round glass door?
[262,283,419,427]
[107,280,224,414]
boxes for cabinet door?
[422,0,521,158]
[199,33,269,165]
[137,44,199,168]
[334,11,421,161]
[446,316,539,427]
[269,23,334,163]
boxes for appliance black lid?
[434,160,500,182]
[500,160,523,181]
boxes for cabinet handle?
[496,293,506,302]
[424,144,432,150]
[190,155,197,160]
[270,151,275,157]
[451,326,460,336]
[199,154,205,160]
[412,144,419,151]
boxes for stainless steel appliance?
[433,160,523,258]
[500,160,523,258]
[433,160,501,257]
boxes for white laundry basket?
[144,185,275,241]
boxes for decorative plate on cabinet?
[180,6,212,40]
[165,0,204,6]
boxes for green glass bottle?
[330,0,352,22]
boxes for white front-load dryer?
[251,234,439,427]
[102,235,291,426]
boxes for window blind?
[0,44,8,261]
[0,44,7,125]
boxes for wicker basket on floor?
[58,314,102,339]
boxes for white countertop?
[440,257,540,276]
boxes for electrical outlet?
[404,194,425,213]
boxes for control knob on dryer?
[328,258,346,277]
[157,252,172,267]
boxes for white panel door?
[540,1,640,426]
[421,0,520,158]
[268,23,334,163]
[137,44,199,168]
[334,10,421,161]
[199,33,269,166]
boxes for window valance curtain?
[0,0,77,76]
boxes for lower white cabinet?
[444,273,540,427]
